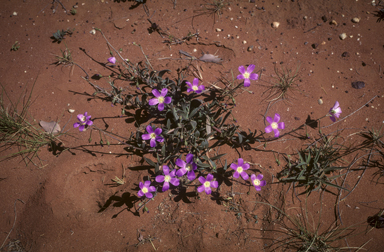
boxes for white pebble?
[13,12,17,16]
[339,33,347,40]
[272,22,280,28]
[68,109,75,113]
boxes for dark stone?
[351,81,365,89]
[321,15,328,22]
[328,37,332,41]
[312,43,318,49]
[294,117,300,120]
[341,52,350,57]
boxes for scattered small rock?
[272,22,280,28]
[69,109,75,113]
[216,28,222,32]
[351,81,365,89]
[311,43,319,49]
[13,12,17,16]
[242,40,247,44]
[341,51,350,57]
[321,15,328,22]
[294,117,300,120]
[339,33,347,40]
[330,20,338,25]
[318,99,323,105]
[352,17,360,23]
[247,45,254,52]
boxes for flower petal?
[176,168,187,177]
[266,116,273,124]
[142,133,151,140]
[206,174,214,181]
[138,190,144,197]
[187,88,193,93]
[278,122,285,130]
[238,65,246,74]
[160,88,168,97]
[233,171,240,178]
[176,159,186,169]
[230,163,238,170]
[198,85,205,91]
[156,136,164,143]
[162,182,170,191]
[164,97,172,104]
[170,178,180,186]
[186,153,194,163]
[186,82,192,88]
[187,171,195,181]
[251,174,257,181]
[73,122,80,128]
[247,64,255,73]
[158,103,165,111]
[150,138,156,148]
[79,125,85,131]
[139,182,144,189]
[197,185,205,193]
[256,174,264,181]
[205,187,212,195]
[198,176,206,184]
[237,74,245,80]
[273,113,281,123]
[154,128,162,135]
[265,125,273,133]
[144,181,151,187]
[211,181,219,188]
[163,165,169,175]
[330,116,336,122]
[241,172,249,180]
[145,192,153,199]
[243,163,250,170]
[148,186,156,192]
[193,78,199,86]
[156,175,165,183]
[255,186,261,191]
[148,98,159,106]
[152,89,161,97]
[260,180,267,187]
[244,79,251,87]
[146,125,154,134]
[273,129,280,138]
[249,73,259,80]
[86,120,93,126]
[77,114,84,121]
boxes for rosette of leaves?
[277,137,347,194]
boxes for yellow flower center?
[158,96,165,103]
[271,122,278,130]
[204,181,211,188]
[142,187,148,193]
[237,166,243,173]
[253,179,261,186]
[243,72,250,79]
[150,133,156,139]
[164,175,171,182]
[192,86,198,91]
[186,164,192,171]
[331,109,336,115]
[80,116,86,125]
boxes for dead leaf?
[198,54,222,64]
[39,120,61,134]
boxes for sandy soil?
[1,0,384,251]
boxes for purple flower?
[251,174,266,191]
[148,88,172,111]
[230,158,250,180]
[186,78,205,94]
[265,113,285,138]
[329,101,342,122]
[237,64,259,87]
[142,125,164,148]
[197,174,219,195]
[155,165,180,192]
[73,112,93,132]
[108,56,116,64]
[176,153,197,180]
[138,180,156,198]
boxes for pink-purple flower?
[265,113,285,138]
[108,56,116,64]
[148,88,172,111]
[186,78,205,94]
[230,158,250,180]
[138,180,156,198]
[142,125,164,148]
[197,173,219,195]
[237,64,259,87]
[251,174,266,191]
[329,101,342,122]
[176,153,197,180]
[155,165,180,192]
[73,112,93,132]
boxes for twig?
[0,199,25,250]
[322,96,378,128]
[133,42,154,71]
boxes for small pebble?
[247,46,254,51]
[272,22,280,28]
[243,40,247,44]
[330,20,338,25]
[216,28,222,32]
[341,51,350,57]
[13,12,17,16]
[339,33,347,40]
[68,109,75,113]
[352,17,360,23]
[318,99,323,105]
[351,81,365,89]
